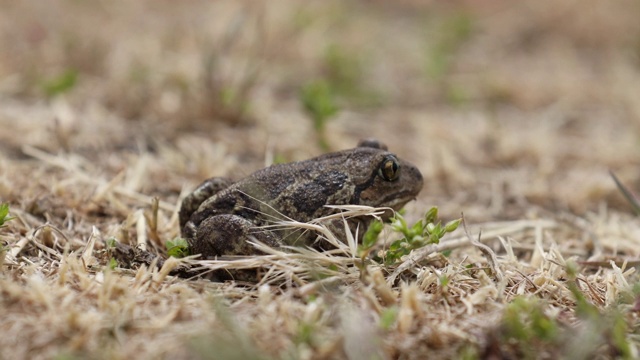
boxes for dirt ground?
[2,1,640,359]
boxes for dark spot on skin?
[253,169,296,198]
[352,171,378,204]
[292,170,347,216]
[234,193,267,223]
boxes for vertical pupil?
[379,157,400,181]
[386,161,395,179]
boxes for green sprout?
[108,257,118,270]
[379,306,399,330]
[166,237,190,258]
[360,206,461,265]
[105,237,117,249]
[324,44,362,97]
[0,203,15,228]
[498,291,634,359]
[42,69,78,97]
[425,13,472,80]
[299,79,339,150]
[502,297,559,345]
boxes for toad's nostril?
[408,166,423,182]
[415,168,423,181]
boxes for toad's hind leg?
[188,214,280,258]
[179,177,234,228]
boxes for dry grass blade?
[462,216,504,285]
[174,206,388,285]
[610,170,640,215]
[21,145,177,212]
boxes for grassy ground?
[2,0,640,358]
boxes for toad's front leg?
[179,177,234,228]
[188,214,280,258]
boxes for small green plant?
[272,153,289,165]
[300,79,339,150]
[563,262,633,358]
[497,297,561,359]
[445,84,470,107]
[566,262,601,321]
[424,12,472,80]
[379,306,399,330]
[424,12,473,108]
[361,206,460,265]
[495,263,635,359]
[105,237,117,249]
[0,203,15,228]
[323,44,361,96]
[502,297,559,345]
[108,257,118,270]
[166,237,190,258]
[361,219,385,250]
[323,44,383,107]
[294,321,316,347]
[41,69,78,97]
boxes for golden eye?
[378,156,400,181]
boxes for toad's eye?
[378,156,400,181]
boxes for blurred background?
[2,0,640,223]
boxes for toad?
[179,139,423,259]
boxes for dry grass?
[2,0,640,359]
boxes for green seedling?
[323,44,383,107]
[502,297,559,345]
[42,69,78,97]
[166,237,190,258]
[0,203,15,228]
[108,257,118,270]
[300,79,339,150]
[105,237,117,249]
[272,153,289,165]
[565,262,632,359]
[445,84,470,107]
[362,219,385,250]
[360,206,460,265]
[424,12,472,80]
[379,306,399,330]
[323,44,362,99]
[294,321,316,347]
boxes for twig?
[463,216,504,284]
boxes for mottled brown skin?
[179,140,424,262]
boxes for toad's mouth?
[375,190,419,210]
